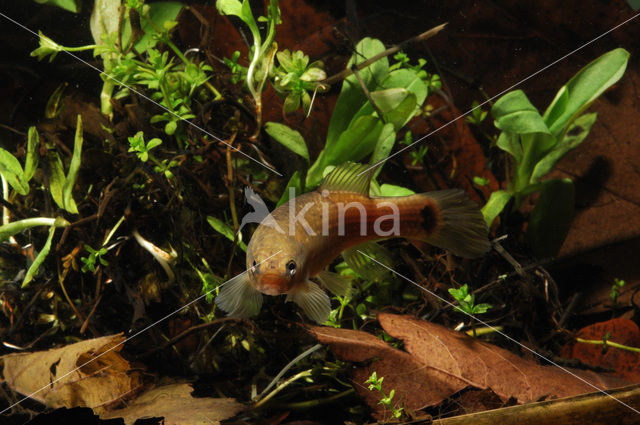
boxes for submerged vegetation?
[0,0,636,423]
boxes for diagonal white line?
[0,11,282,177]
[357,250,640,415]
[360,11,640,175]
[0,250,282,415]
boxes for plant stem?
[576,337,640,354]
[253,369,312,409]
[205,81,222,100]
[276,388,355,409]
[1,217,69,243]
[255,344,323,401]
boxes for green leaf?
[276,50,294,72]
[47,151,66,209]
[216,0,243,19]
[377,183,415,197]
[283,92,301,114]
[206,216,247,252]
[516,132,557,191]
[543,48,629,137]
[493,90,555,182]
[133,2,184,52]
[382,68,428,108]
[370,123,396,176]
[300,67,326,82]
[307,115,383,189]
[482,190,512,226]
[216,0,260,48]
[34,0,81,13]
[0,148,28,195]
[146,137,163,151]
[495,132,522,163]
[382,93,417,131]
[370,88,409,114]
[276,171,302,207]
[526,178,574,258]
[348,69,426,132]
[492,90,551,135]
[326,38,388,147]
[61,115,82,214]
[24,126,39,183]
[165,120,177,135]
[265,122,309,162]
[530,112,597,183]
[90,0,120,47]
[22,218,67,288]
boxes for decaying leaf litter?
[2,0,640,424]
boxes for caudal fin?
[423,189,490,258]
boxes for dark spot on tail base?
[420,203,439,235]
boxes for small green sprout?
[128,131,162,162]
[273,49,327,115]
[399,131,428,166]
[80,244,109,273]
[448,284,492,315]
[223,51,247,84]
[390,52,441,92]
[365,371,404,419]
[409,145,429,166]
[610,278,626,304]
[127,131,177,180]
[473,176,490,186]
[465,100,488,126]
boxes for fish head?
[246,234,306,295]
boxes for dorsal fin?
[318,162,377,195]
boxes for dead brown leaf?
[311,314,628,419]
[310,325,470,420]
[0,334,144,412]
[100,383,244,425]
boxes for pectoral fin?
[342,241,393,282]
[215,273,263,318]
[317,270,352,297]
[286,281,331,324]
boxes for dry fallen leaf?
[310,325,470,420]
[100,383,244,425]
[0,334,144,412]
[311,313,628,419]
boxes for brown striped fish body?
[216,162,490,323]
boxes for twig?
[322,23,447,86]
[351,64,386,122]
[137,317,252,358]
[80,293,102,334]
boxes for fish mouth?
[256,273,287,295]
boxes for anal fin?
[342,241,393,282]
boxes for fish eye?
[286,260,297,275]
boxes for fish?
[216,162,490,323]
